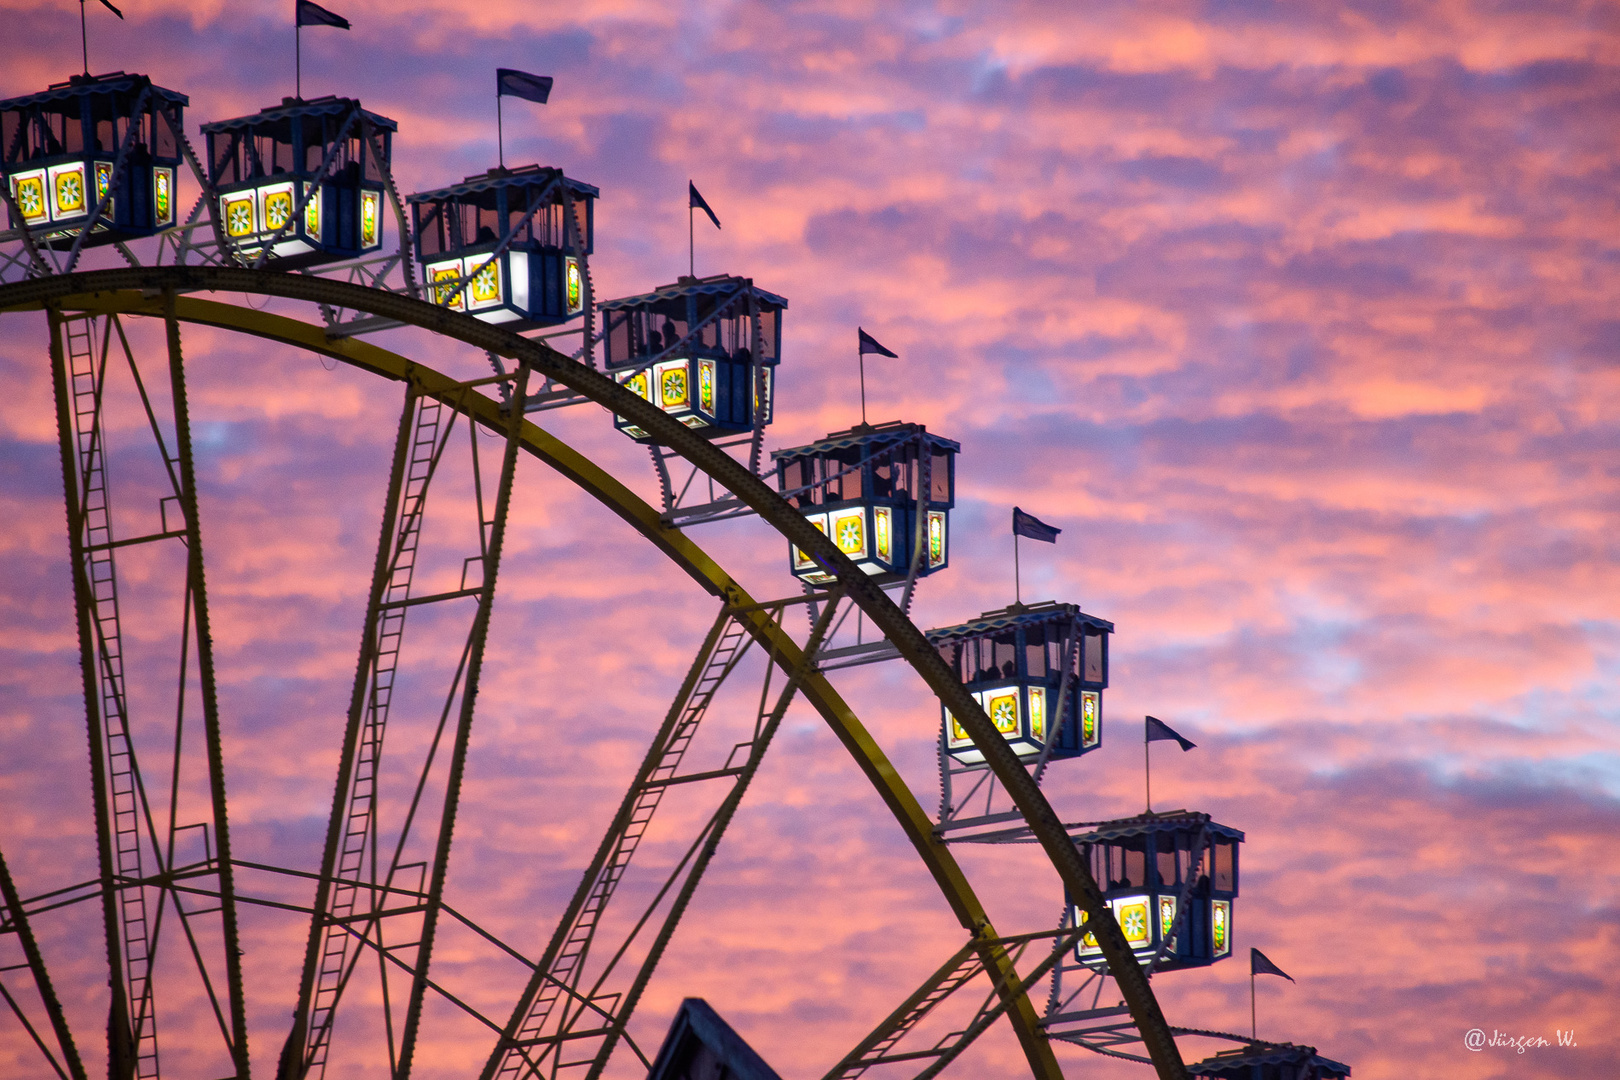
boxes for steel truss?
[0,268,1195,1080]
[820,927,1081,1080]
[42,298,251,1080]
[482,591,841,1080]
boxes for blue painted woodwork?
[928,601,1111,765]
[1,73,188,248]
[410,164,597,328]
[772,421,957,584]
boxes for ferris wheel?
[0,20,1352,1080]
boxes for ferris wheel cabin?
[1189,1043,1351,1080]
[1068,811,1243,973]
[928,602,1110,765]
[409,166,596,328]
[602,275,785,441]
[772,422,957,585]
[199,96,395,266]
[1,73,187,249]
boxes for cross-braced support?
[482,590,844,1080]
[279,364,531,1080]
[45,301,251,1080]
[820,927,1080,1080]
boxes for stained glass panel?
[1118,901,1150,945]
[51,164,86,216]
[153,169,173,226]
[224,194,256,238]
[361,191,381,248]
[831,509,866,558]
[986,690,1019,735]
[927,510,946,567]
[12,172,48,224]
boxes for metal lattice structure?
[0,266,1200,1080]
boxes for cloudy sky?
[1,1,1617,1079]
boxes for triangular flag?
[296,0,349,29]
[97,0,124,18]
[1013,507,1060,543]
[689,182,721,230]
[1251,948,1294,982]
[1145,715,1196,751]
[857,328,897,357]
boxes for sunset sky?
[1,2,1617,1079]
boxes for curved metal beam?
[2,267,1189,1078]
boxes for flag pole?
[1014,530,1021,605]
[689,199,695,279]
[1251,968,1257,1041]
[80,0,89,76]
[859,349,867,425]
[497,92,504,170]
[296,21,302,99]
[1144,718,1152,814]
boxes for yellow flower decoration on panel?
[431,266,463,309]
[660,367,688,408]
[304,185,320,236]
[225,197,255,238]
[55,170,85,214]
[94,163,112,202]
[625,371,649,399]
[1028,688,1045,741]
[264,190,292,231]
[1119,903,1149,944]
[836,515,863,555]
[471,260,501,303]
[988,692,1018,735]
[1160,897,1177,940]
[15,177,45,220]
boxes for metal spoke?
[163,290,251,1076]
[0,846,87,1080]
[393,363,533,1080]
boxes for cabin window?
[930,451,950,501]
[1213,840,1235,892]
[1122,846,1146,889]
[1084,632,1105,684]
[1156,833,1178,887]
[1024,625,1047,679]
[153,110,177,157]
[991,632,1016,680]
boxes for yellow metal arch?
[2,266,1188,1079]
[14,285,1063,1078]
